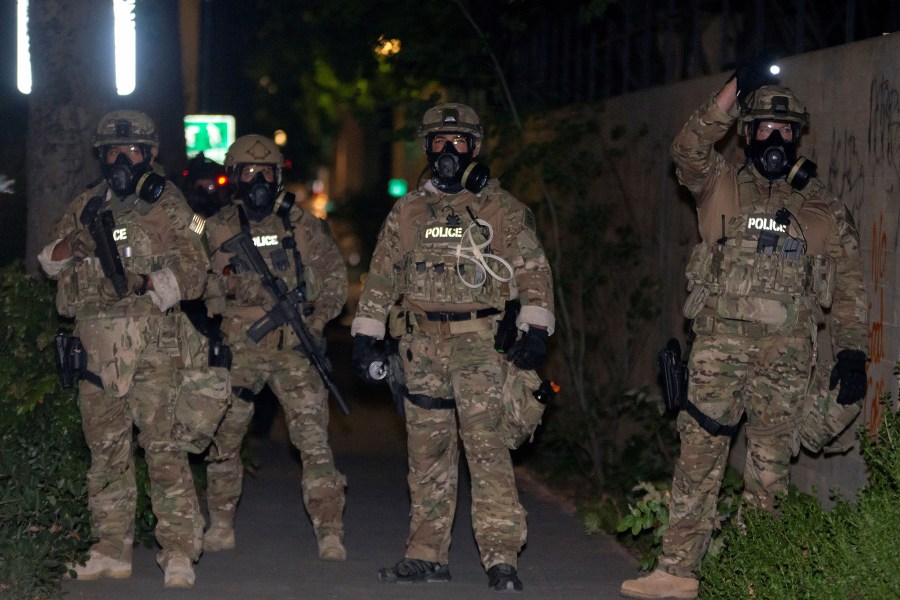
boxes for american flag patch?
[189,214,206,235]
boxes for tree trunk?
[24,0,186,275]
[25,0,116,274]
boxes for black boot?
[488,563,523,593]
[377,558,451,583]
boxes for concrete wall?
[594,32,900,499]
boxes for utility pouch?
[172,366,231,454]
[682,286,710,319]
[496,363,557,449]
[388,305,413,338]
[208,338,233,370]
[810,255,836,308]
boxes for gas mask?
[237,171,279,221]
[101,149,165,202]
[426,134,490,194]
[746,126,817,190]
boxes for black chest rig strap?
[235,205,309,309]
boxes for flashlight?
[769,64,781,75]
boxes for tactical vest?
[394,189,512,308]
[58,187,172,318]
[683,207,836,330]
[214,207,321,312]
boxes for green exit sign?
[184,114,236,164]
[388,178,408,198]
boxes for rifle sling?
[406,391,456,410]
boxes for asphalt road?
[60,329,639,599]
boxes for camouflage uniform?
[352,178,554,570]
[658,91,869,578]
[38,178,218,573]
[203,201,348,550]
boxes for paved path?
[61,332,639,599]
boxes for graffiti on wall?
[866,212,888,432]
[823,77,900,431]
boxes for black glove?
[731,56,777,98]
[352,334,384,384]
[829,349,868,405]
[98,272,148,302]
[507,328,548,371]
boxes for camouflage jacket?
[204,202,347,340]
[671,93,868,352]
[41,179,208,320]
[352,180,554,339]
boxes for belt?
[423,307,500,322]
[692,314,808,338]
[413,309,499,336]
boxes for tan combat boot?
[162,552,195,589]
[317,533,347,561]
[203,512,235,552]
[620,569,699,599]
[67,548,132,580]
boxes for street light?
[17,0,137,95]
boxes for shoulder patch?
[189,213,206,235]
[843,205,858,235]
[522,207,537,232]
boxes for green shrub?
[0,265,173,598]
[0,263,92,599]
[700,399,900,599]
[611,467,744,570]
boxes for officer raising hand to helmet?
[620,67,869,599]
[351,103,555,592]
[201,135,349,561]
[38,110,226,589]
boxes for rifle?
[80,196,129,298]
[221,231,349,415]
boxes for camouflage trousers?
[76,316,204,566]
[400,328,526,569]
[659,329,813,578]
[206,339,345,541]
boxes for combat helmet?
[93,110,159,149]
[224,134,284,188]
[419,103,483,151]
[738,85,810,137]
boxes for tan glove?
[63,227,96,259]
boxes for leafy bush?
[0,265,174,597]
[701,401,900,599]
[611,467,744,570]
[0,264,92,599]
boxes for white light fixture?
[18,0,137,95]
[16,0,31,94]
[113,0,137,95]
